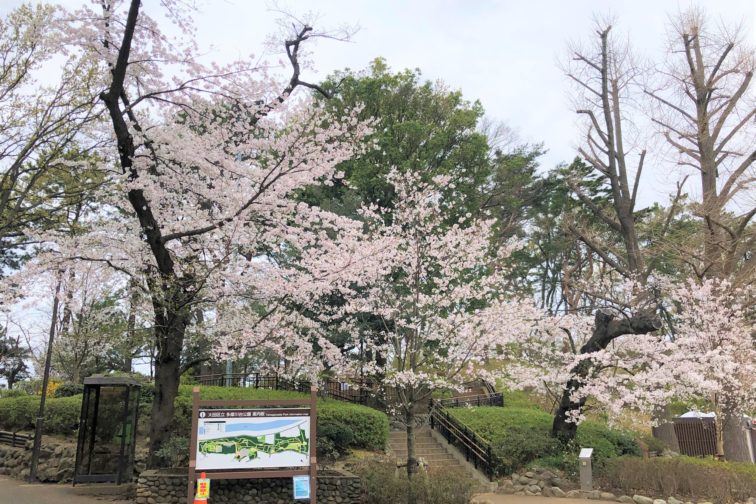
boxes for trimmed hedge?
[171,385,388,451]
[601,456,756,503]
[0,385,389,454]
[0,395,82,436]
[319,400,388,451]
[448,406,640,474]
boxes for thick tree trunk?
[723,408,751,462]
[146,282,191,468]
[552,308,661,441]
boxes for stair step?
[391,448,451,455]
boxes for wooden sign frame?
[187,385,318,504]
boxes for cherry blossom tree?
[0,4,100,282]
[503,276,754,459]
[41,0,376,465]
[339,170,539,477]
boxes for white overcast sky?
[4,0,753,208]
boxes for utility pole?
[29,274,62,482]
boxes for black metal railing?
[0,430,32,449]
[194,372,385,407]
[433,392,504,409]
[429,397,501,480]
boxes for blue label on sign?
[293,475,310,499]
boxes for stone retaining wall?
[0,440,76,482]
[136,469,362,504]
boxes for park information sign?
[196,408,311,470]
[187,386,318,504]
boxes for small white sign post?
[579,447,593,491]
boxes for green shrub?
[448,406,641,475]
[576,420,641,470]
[139,383,156,406]
[601,456,756,503]
[44,396,82,435]
[640,434,667,454]
[319,400,388,451]
[318,420,354,459]
[154,435,189,467]
[0,396,38,431]
[54,383,84,398]
[354,461,475,504]
[0,388,27,398]
[0,395,82,435]
[449,406,559,474]
[170,386,388,452]
[0,384,389,452]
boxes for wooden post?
[187,387,200,504]
[310,385,318,504]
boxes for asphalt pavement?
[0,477,131,504]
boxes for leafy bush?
[449,406,559,474]
[319,400,388,451]
[170,386,388,452]
[139,383,156,405]
[576,420,641,469]
[601,456,756,503]
[154,435,189,467]
[54,383,84,398]
[0,395,81,435]
[0,388,27,398]
[448,406,640,475]
[44,396,83,434]
[0,384,389,453]
[354,461,475,504]
[317,420,354,460]
[0,396,38,432]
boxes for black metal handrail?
[194,372,382,407]
[434,392,504,409]
[429,398,501,480]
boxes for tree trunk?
[405,409,417,478]
[552,308,661,441]
[146,299,189,468]
[723,408,751,462]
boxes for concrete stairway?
[389,428,464,471]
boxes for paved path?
[474,494,612,504]
[0,477,131,504]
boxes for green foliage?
[313,57,490,221]
[54,382,85,398]
[0,388,27,398]
[169,386,387,452]
[0,384,389,454]
[576,420,641,465]
[317,421,354,457]
[0,395,81,435]
[640,433,668,454]
[354,461,476,504]
[154,435,189,468]
[601,456,756,503]
[319,400,387,451]
[0,395,37,432]
[448,406,640,475]
[43,396,82,435]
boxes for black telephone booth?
[73,376,141,485]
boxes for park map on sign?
[195,410,312,470]
[198,429,309,462]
